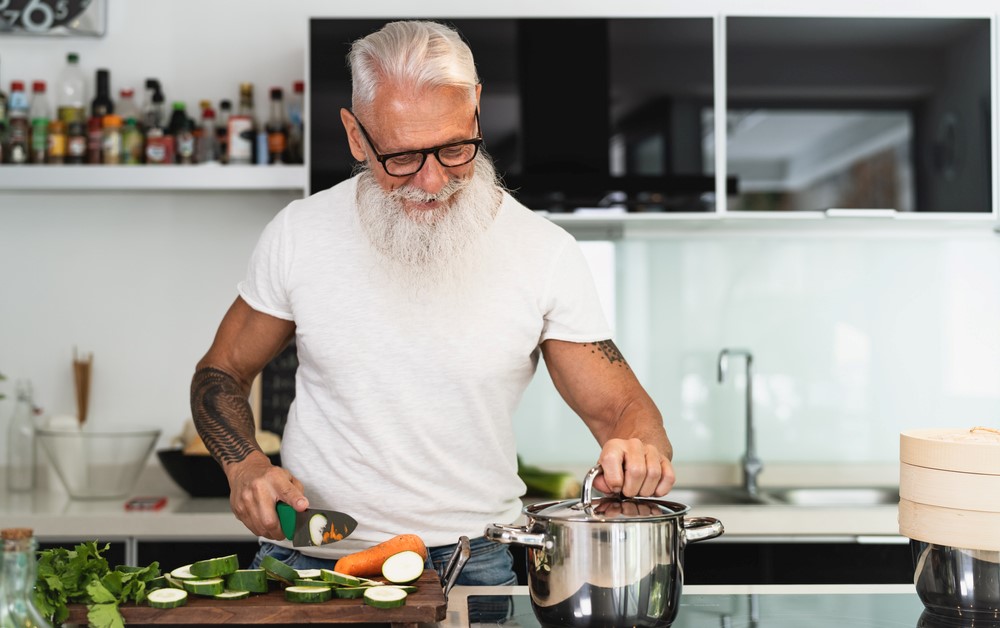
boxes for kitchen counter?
[0,462,904,545]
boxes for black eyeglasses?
[350,110,483,177]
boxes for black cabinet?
[137,540,261,572]
[38,539,127,567]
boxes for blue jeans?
[251,536,516,621]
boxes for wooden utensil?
[73,348,93,426]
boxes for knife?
[276,501,358,547]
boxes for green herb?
[34,541,160,627]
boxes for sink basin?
[764,487,900,506]
[664,486,899,507]
[664,487,768,506]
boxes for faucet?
[717,348,763,497]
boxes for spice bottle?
[0,528,53,628]
[6,380,36,493]
[65,120,86,164]
[101,114,123,164]
[45,120,66,164]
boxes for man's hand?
[594,437,675,497]
[225,451,309,540]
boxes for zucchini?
[190,554,239,578]
[381,551,424,584]
[320,569,361,587]
[147,575,169,590]
[148,587,188,609]
[309,512,329,545]
[214,590,251,600]
[333,586,369,599]
[164,574,186,590]
[364,586,407,608]
[296,568,322,579]
[261,555,299,585]
[169,564,196,580]
[294,578,323,587]
[285,585,333,603]
[182,578,225,596]
[225,569,268,594]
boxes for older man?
[191,20,674,590]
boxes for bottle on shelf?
[168,101,195,164]
[56,52,86,125]
[6,380,37,492]
[6,81,30,164]
[266,87,287,165]
[29,81,50,164]
[117,87,140,124]
[0,528,53,628]
[65,120,85,164]
[144,126,173,165]
[91,69,114,117]
[121,117,143,165]
[287,80,304,164]
[227,83,256,165]
[101,114,123,164]
[85,114,103,164]
[0,55,8,163]
[46,119,66,164]
[216,99,231,164]
[197,107,218,164]
[141,78,162,130]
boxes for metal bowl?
[912,540,1000,621]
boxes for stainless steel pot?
[485,465,724,628]
[912,540,1000,621]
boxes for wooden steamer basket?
[899,427,1000,620]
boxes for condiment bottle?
[65,120,86,164]
[121,117,143,165]
[6,380,36,492]
[45,120,66,164]
[101,114,123,164]
[0,528,53,628]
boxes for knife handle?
[276,501,296,540]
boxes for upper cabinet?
[721,17,992,214]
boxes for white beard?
[355,152,503,292]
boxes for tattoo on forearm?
[585,339,630,369]
[191,367,261,465]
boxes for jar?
[0,528,52,628]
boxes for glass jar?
[6,381,36,493]
[0,528,52,628]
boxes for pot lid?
[525,465,688,523]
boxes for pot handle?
[484,523,548,549]
[682,516,725,544]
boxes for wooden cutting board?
[65,569,447,626]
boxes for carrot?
[333,533,428,577]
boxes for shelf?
[0,164,306,191]
[543,211,1000,239]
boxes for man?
[191,20,674,590]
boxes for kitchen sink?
[763,486,900,506]
[665,486,899,507]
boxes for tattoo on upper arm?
[584,339,630,369]
[191,367,261,465]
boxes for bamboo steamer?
[899,427,1000,551]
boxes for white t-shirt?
[239,175,611,557]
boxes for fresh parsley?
[34,541,160,628]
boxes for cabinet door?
[38,540,127,567]
[723,17,992,214]
[137,540,262,572]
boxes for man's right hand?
[225,451,309,540]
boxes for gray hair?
[348,21,479,113]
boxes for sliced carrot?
[333,534,428,577]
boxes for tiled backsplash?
[514,230,1000,466]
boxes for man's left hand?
[594,438,675,497]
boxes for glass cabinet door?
[718,17,991,213]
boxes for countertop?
[0,462,904,542]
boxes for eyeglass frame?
[348,109,483,177]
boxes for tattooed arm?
[191,296,300,539]
[540,339,674,498]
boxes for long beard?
[355,152,503,290]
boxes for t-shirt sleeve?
[237,209,295,321]
[539,236,613,343]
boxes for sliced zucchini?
[169,564,196,580]
[214,589,251,600]
[225,569,268,594]
[285,585,333,603]
[364,585,408,608]
[320,569,361,587]
[296,568,322,579]
[182,578,225,596]
[190,554,239,578]
[294,578,323,587]
[381,550,425,584]
[147,575,169,590]
[308,512,329,546]
[333,586,369,599]
[261,555,299,585]
[164,574,186,590]
[148,587,188,609]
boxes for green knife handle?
[276,501,296,540]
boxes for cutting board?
[65,569,447,626]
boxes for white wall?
[2,0,1000,469]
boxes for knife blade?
[276,501,358,547]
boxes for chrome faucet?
[717,348,763,497]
